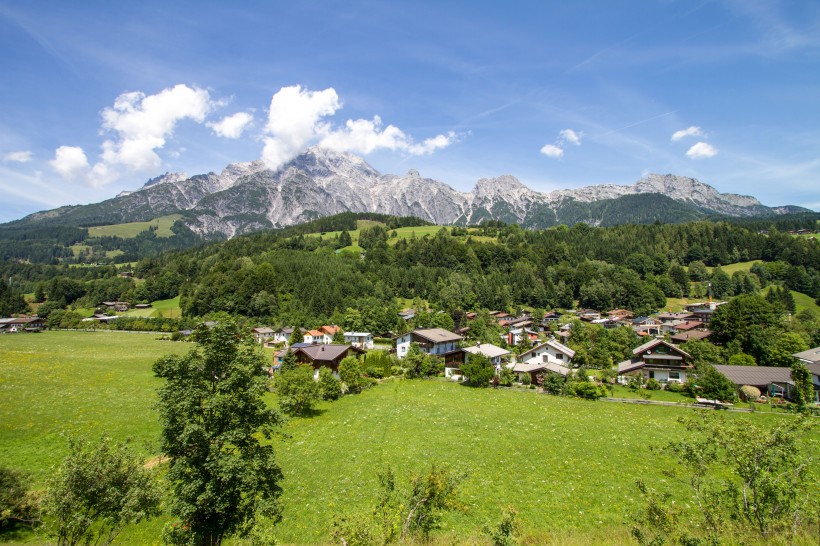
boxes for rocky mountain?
[8,147,808,237]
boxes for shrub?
[565,381,606,400]
[739,385,761,402]
[497,366,515,387]
[646,378,662,391]
[665,382,684,393]
[542,373,566,395]
[318,367,342,401]
[520,373,531,386]
[339,356,367,394]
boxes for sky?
[1,0,819,223]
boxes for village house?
[656,311,696,323]
[607,309,634,321]
[395,328,463,359]
[251,327,275,343]
[442,342,510,378]
[793,346,820,399]
[538,311,562,331]
[578,309,602,322]
[617,338,692,385]
[304,329,332,345]
[0,316,45,333]
[503,327,539,346]
[292,344,366,379]
[683,301,727,325]
[344,331,374,349]
[271,327,303,346]
[631,316,661,336]
[512,337,576,383]
[660,319,703,335]
[100,301,130,312]
[713,364,820,403]
[670,329,712,343]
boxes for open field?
[311,220,497,250]
[83,214,183,238]
[760,286,820,315]
[123,296,182,318]
[707,260,761,274]
[1,332,817,545]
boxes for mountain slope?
[6,147,808,237]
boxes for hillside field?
[0,331,817,545]
[83,214,183,238]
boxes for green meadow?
[1,331,816,545]
[84,214,183,238]
[123,296,182,318]
[313,220,497,250]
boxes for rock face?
[11,147,807,237]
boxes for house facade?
[344,332,374,349]
[251,327,275,343]
[443,342,510,378]
[395,328,463,359]
[0,316,45,333]
[617,338,692,384]
[293,344,365,379]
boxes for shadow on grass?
[297,407,328,418]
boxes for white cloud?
[262,85,341,170]
[207,112,254,139]
[686,141,718,159]
[3,150,33,163]
[559,128,582,146]
[540,144,564,158]
[671,126,703,141]
[50,146,89,178]
[98,84,214,172]
[262,85,458,170]
[319,116,457,156]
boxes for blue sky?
[1,0,819,222]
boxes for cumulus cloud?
[98,84,214,172]
[3,150,33,163]
[540,144,564,158]
[686,141,718,159]
[559,128,582,146]
[671,126,703,141]
[50,146,89,178]
[319,116,457,156]
[207,111,254,139]
[262,85,458,170]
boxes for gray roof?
[463,343,510,359]
[411,328,463,343]
[513,361,571,376]
[519,338,576,361]
[632,338,691,359]
[712,365,793,388]
[792,346,820,364]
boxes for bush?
[739,385,761,402]
[665,382,684,393]
[646,378,662,391]
[318,367,342,401]
[520,373,531,386]
[564,381,606,400]
[339,356,368,394]
[542,373,566,395]
[461,354,495,388]
[497,366,515,387]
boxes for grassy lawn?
[123,296,182,318]
[708,260,761,274]
[607,383,693,403]
[760,286,820,315]
[83,214,182,238]
[310,222,498,253]
[2,333,816,545]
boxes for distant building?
[395,328,463,359]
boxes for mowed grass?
[123,296,182,318]
[84,214,182,238]
[707,260,761,274]
[313,221,497,251]
[2,334,816,544]
[0,331,190,482]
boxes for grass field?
[707,260,761,274]
[84,214,182,238]
[312,220,497,251]
[123,296,182,318]
[760,286,820,315]
[1,332,816,545]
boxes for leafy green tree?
[275,364,321,415]
[339,356,367,393]
[709,267,733,299]
[403,343,442,378]
[338,230,352,247]
[0,279,27,317]
[710,294,781,350]
[42,436,161,546]
[727,353,756,366]
[153,321,283,546]
[317,367,342,401]
[332,328,346,344]
[763,332,808,367]
[790,362,815,414]
[689,365,737,402]
[0,467,38,531]
[680,339,726,367]
[668,264,689,297]
[460,353,495,387]
[687,260,709,282]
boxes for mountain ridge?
[7,147,809,237]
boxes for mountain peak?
[472,175,527,197]
[142,171,189,189]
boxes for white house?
[518,337,576,367]
[395,328,463,359]
[304,329,332,345]
[344,332,374,350]
[617,338,692,385]
[250,327,275,343]
[442,342,511,379]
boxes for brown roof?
[294,344,363,363]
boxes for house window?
[669,371,680,381]
[555,354,563,360]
